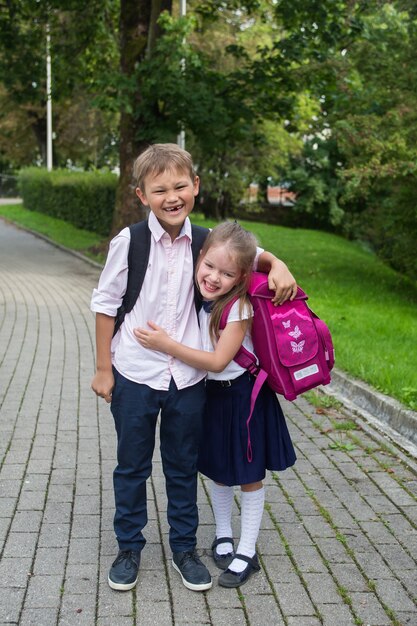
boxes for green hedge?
[18,168,117,237]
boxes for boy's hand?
[267,261,297,305]
[134,322,171,352]
[91,369,114,403]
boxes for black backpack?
[113,220,209,336]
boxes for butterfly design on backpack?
[288,325,302,339]
[291,340,305,353]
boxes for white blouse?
[199,299,256,381]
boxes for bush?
[363,183,417,280]
[18,168,117,237]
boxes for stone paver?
[0,219,417,625]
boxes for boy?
[91,143,296,593]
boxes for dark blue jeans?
[110,369,206,553]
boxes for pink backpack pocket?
[271,306,319,367]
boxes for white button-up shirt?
[91,212,206,390]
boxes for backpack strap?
[113,221,209,336]
[191,224,209,260]
[190,225,210,312]
[219,297,268,463]
[113,220,150,337]
[219,299,259,374]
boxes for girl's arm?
[257,250,297,305]
[134,319,248,373]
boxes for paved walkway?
[0,219,416,626]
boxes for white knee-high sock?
[229,487,265,573]
[211,482,234,555]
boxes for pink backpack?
[220,272,334,459]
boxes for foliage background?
[0,0,416,280]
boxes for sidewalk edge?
[325,369,417,448]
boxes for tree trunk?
[111,0,151,235]
[28,111,47,165]
[111,0,173,236]
[148,0,172,56]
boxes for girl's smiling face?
[197,244,243,301]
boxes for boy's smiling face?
[136,167,200,240]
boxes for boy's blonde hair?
[133,143,197,190]
[196,221,258,343]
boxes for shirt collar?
[148,211,192,242]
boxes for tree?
[0,0,119,167]
[260,0,417,279]
[111,2,265,225]
[333,4,417,278]
[127,2,305,220]
[111,0,172,233]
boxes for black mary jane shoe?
[211,537,235,571]
[218,553,260,588]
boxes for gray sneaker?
[172,550,212,591]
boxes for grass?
[1,203,416,410]
[304,389,343,411]
[0,202,105,263]
[329,440,357,451]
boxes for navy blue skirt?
[198,372,296,486]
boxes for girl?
[134,222,296,588]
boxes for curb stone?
[325,369,417,448]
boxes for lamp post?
[46,22,53,171]
[177,0,186,150]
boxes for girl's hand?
[256,252,297,305]
[133,321,171,352]
[267,261,297,305]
